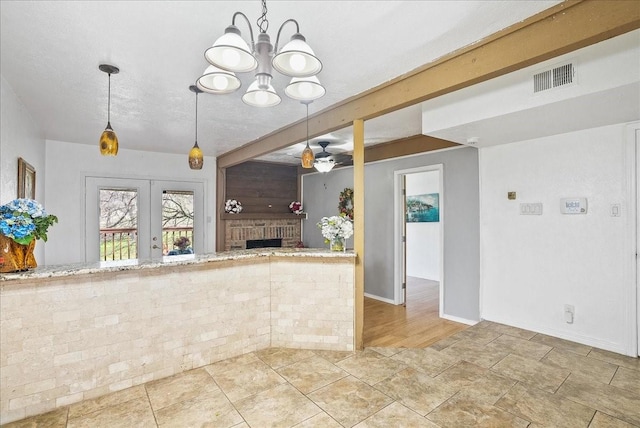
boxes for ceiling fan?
[313,141,353,172]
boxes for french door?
[85,177,204,262]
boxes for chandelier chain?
[257,0,269,33]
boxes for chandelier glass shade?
[98,64,119,156]
[285,76,326,101]
[198,1,325,107]
[196,65,241,94]
[188,85,204,170]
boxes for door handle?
[152,245,160,249]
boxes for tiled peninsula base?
[0,250,355,424]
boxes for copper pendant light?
[98,64,120,156]
[188,85,204,170]
[300,101,314,168]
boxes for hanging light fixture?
[197,0,325,107]
[313,141,335,173]
[188,85,204,170]
[300,100,314,168]
[98,64,119,156]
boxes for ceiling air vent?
[533,62,575,93]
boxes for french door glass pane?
[162,190,194,255]
[99,188,138,261]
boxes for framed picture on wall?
[406,193,439,222]
[17,157,36,199]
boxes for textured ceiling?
[0,1,561,162]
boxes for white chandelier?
[197,0,326,107]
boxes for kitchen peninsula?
[0,248,355,422]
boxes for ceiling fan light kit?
[197,0,325,107]
[313,141,336,173]
[98,64,120,156]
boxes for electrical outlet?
[564,304,574,324]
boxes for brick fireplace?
[224,218,302,251]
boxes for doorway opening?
[363,164,467,347]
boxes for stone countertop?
[0,248,355,282]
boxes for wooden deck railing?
[100,227,193,261]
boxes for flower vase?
[330,236,345,252]
[0,234,37,273]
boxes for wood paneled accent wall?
[225,161,298,214]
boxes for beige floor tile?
[353,402,440,428]
[487,334,552,361]
[427,335,460,351]
[308,376,393,427]
[434,361,487,389]
[367,347,404,358]
[390,347,459,377]
[587,349,640,372]
[439,338,510,368]
[230,423,249,428]
[541,348,618,384]
[312,349,354,364]
[66,395,156,428]
[373,367,457,416]
[68,385,147,419]
[2,407,68,428]
[557,374,640,426]
[205,358,286,403]
[426,395,530,428]
[154,390,243,428]
[204,353,261,376]
[432,361,515,408]
[234,383,321,428]
[454,371,517,406]
[589,411,638,427]
[292,412,343,427]
[477,321,537,340]
[496,382,595,427]
[337,350,407,385]
[448,326,501,345]
[610,367,640,395]
[145,368,219,411]
[276,354,348,394]
[491,353,570,393]
[530,333,592,356]
[255,347,317,369]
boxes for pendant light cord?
[195,91,199,143]
[306,102,309,144]
[107,72,111,123]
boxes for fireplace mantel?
[221,212,307,220]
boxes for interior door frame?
[629,123,640,356]
[393,164,444,309]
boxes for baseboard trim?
[441,313,478,326]
[364,293,396,305]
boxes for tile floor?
[4,321,640,427]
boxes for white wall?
[44,140,216,265]
[406,171,440,280]
[480,122,637,356]
[0,75,47,262]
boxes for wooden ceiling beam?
[218,0,640,169]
